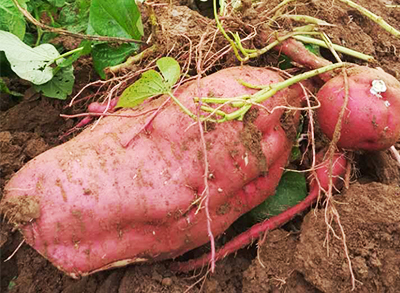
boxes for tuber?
[1,66,304,278]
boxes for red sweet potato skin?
[1,66,301,278]
[317,66,400,151]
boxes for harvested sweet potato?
[1,66,304,278]
[316,66,400,151]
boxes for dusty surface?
[1,0,400,292]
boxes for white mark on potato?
[218,188,223,193]
[132,174,137,180]
[243,152,249,166]
[152,231,156,235]
[384,101,391,107]
[370,79,386,97]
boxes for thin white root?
[389,145,400,167]
[4,239,25,262]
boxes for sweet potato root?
[1,66,304,278]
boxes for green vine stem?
[293,35,374,62]
[213,0,372,63]
[197,63,347,122]
[337,0,400,38]
[168,91,197,120]
[281,14,334,26]
[53,47,85,63]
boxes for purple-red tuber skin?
[1,66,305,279]
[317,66,400,151]
[173,152,348,272]
[87,98,118,113]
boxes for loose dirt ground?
[1,0,400,292]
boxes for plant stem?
[221,62,347,122]
[168,92,197,120]
[54,47,85,62]
[293,35,374,62]
[337,0,400,38]
[281,15,334,26]
[213,0,246,61]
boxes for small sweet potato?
[1,66,303,278]
[317,66,400,151]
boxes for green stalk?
[293,35,374,62]
[168,92,197,120]
[200,105,227,117]
[193,94,251,104]
[53,47,85,63]
[281,15,334,26]
[337,0,400,38]
[221,62,347,122]
[213,0,247,61]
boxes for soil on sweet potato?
[1,0,400,292]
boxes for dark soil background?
[1,0,400,292]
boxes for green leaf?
[34,62,74,100]
[87,0,143,79]
[88,0,143,40]
[0,77,23,96]
[58,0,90,33]
[305,43,321,56]
[246,171,308,223]
[117,69,166,108]
[117,57,181,108]
[156,57,180,88]
[91,42,138,79]
[47,0,66,8]
[0,30,60,85]
[0,0,27,40]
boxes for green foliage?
[58,40,92,68]
[0,0,27,39]
[278,43,321,70]
[117,57,181,108]
[47,0,67,8]
[88,0,143,40]
[304,43,321,56]
[0,0,144,100]
[91,43,137,79]
[34,60,74,99]
[0,30,61,85]
[0,77,23,96]
[0,30,77,99]
[88,0,143,78]
[58,0,90,33]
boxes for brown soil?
[1,0,400,292]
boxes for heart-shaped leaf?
[88,0,143,39]
[117,69,166,108]
[156,57,180,88]
[117,57,181,108]
[0,0,27,40]
[34,61,74,100]
[0,30,59,85]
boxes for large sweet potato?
[1,66,303,278]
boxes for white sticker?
[370,79,387,97]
